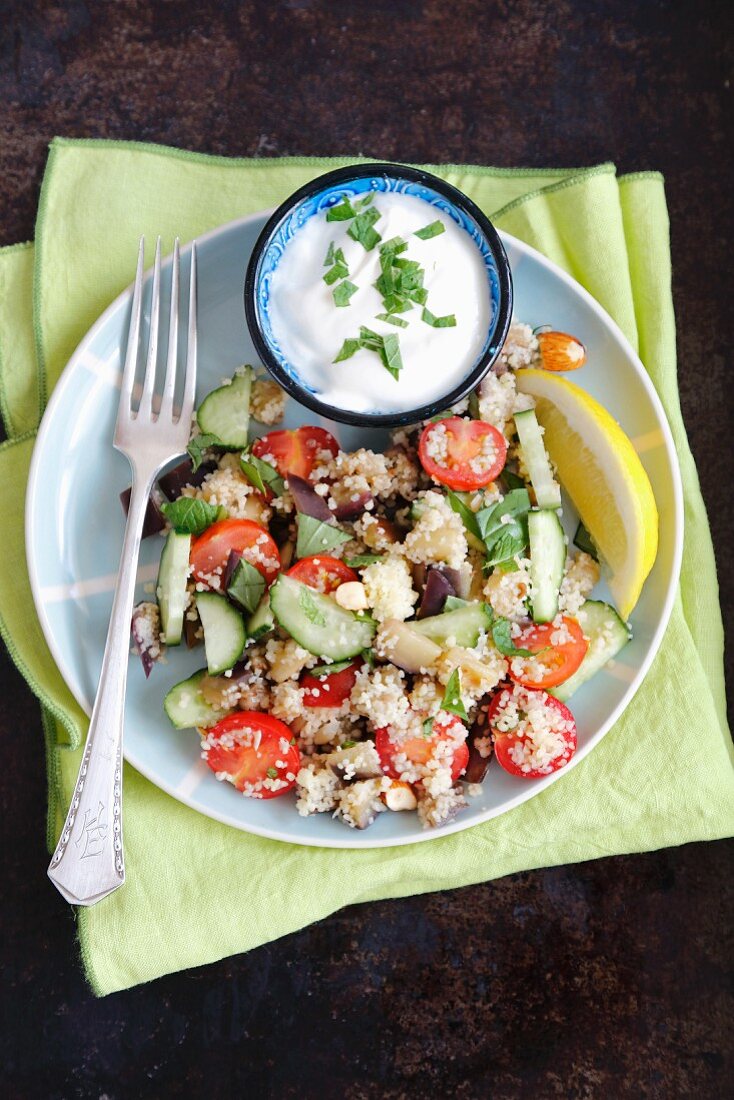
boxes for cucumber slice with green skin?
[528,509,566,623]
[196,591,247,674]
[156,530,191,645]
[247,592,275,641]
[551,600,631,701]
[412,601,492,647]
[163,668,230,729]
[269,573,375,660]
[196,368,252,448]
[514,408,562,510]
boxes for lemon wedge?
[515,369,658,620]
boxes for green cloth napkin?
[0,139,731,996]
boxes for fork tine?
[159,238,180,419]
[138,236,162,418]
[179,240,198,428]
[115,237,145,428]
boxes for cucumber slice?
[552,600,631,701]
[196,591,247,674]
[163,669,229,729]
[412,601,492,647]
[528,509,566,623]
[156,530,191,645]
[247,592,275,641]
[269,573,375,659]
[196,368,252,448]
[514,409,561,510]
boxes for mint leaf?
[226,558,266,615]
[324,241,335,266]
[187,433,220,472]
[381,332,403,380]
[422,307,457,328]
[334,338,361,363]
[299,585,327,626]
[347,206,382,251]
[239,452,285,497]
[379,236,408,255]
[476,490,531,547]
[441,669,468,722]
[323,249,349,285]
[161,497,221,535]
[326,196,357,222]
[485,529,527,568]
[345,554,385,568]
[446,489,483,543]
[296,514,351,559]
[490,616,537,658]
[415,220,446,240]
[375,313,408,328]
[356,192,375,209]
[333,280,358,307]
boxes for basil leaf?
[333,280,358,307]
[415,220,446,240]
[490,617,537,658]
[296,514,351,559]
[446,489,483,543]
[375,313,409,328]
[187,433,220,472]
[441,669,468,722]
[334,338,361,363]
[422,307,457,328]
[326,197,357,222]
[226,558,266,614]
[345,554,384,567]
[161,497,221,535]
[381,332,403,380]
[239,452,285,497]
[309,659,354,677]
[299,585,327,626]
[476,490,531,546]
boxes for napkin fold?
[0,139,730,995]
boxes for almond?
[537,330,586,372]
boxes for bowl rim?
[243,161,513,427]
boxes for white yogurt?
[267,191,492,414]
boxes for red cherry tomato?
[200,712,300,798]
[252,426,339,481]
[287,555,357,594]
[418,416,507,491]
[487,684,577,778]
[507,616,588,690]
[190,519,280,586]
[375,712,469,782]
[300,658,363,708]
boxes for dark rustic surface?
[1,2,732,1097]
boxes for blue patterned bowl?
[244,163,513,427]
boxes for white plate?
[26,211,683,848]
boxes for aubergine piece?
[332,491,373,521]
[158,457,216,499]
[222,548,242,590]
[131,602,164,678]
[417,568,455,619]
[288,473,334,523]
[183,613,201,649]
[119,486,167,539]
[464,701,494,784]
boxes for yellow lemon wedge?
[515,369,658,620]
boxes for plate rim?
[26,210,685,849]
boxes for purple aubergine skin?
[463,701,494,784]
[416,567,456,619]
[287,473,335,524]
[130,604,159,679]
[222,548,243,592]
[119,486,167,539]
[157,458,217,499]
[332,491,373,521]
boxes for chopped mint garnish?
[324,241,335,266]
[380,235,408,255]
[422,307,457,328]
[333,338,361,363]
[381,332,403,380]
[376,313,409,328]
[356,192,375,209]
[323,247,349,285]
[266,767,279,780]
[333,280,358,307]
[415,220,446,240]
[160,497,221,535]
[326,196,357,222]
[347,206,382,251]
[335,326,404,380]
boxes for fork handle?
[48,465,155,906]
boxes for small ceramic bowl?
[244,162,513,427]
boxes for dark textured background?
[1,2,732,1097]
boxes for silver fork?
[48,236,198,906]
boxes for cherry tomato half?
[418,416,507,491]
[190,518,280,585]
[487,684,576,778]
[252,426,339,481]
[287,555,357,594]
[300,658,363,708]
[200,712,300,798]
[375,712,469,782]
[507,616,588,690]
